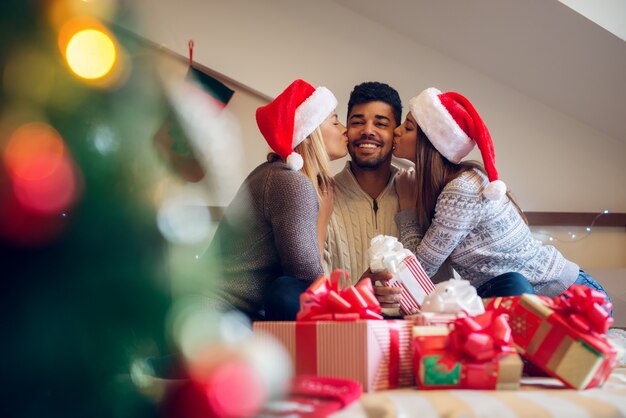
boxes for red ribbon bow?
[548,284,613,334]
[439,311,515,369]
[296,270,383,321]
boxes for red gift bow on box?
[439,311,515,369]
[296,270,383,321]
[547,284,613,335]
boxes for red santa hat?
[409,87,506,201]
[256,79,337,171]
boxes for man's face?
[346,101,396,170]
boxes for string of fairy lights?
[532,210,611,244]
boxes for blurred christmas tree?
[0,1,182,416]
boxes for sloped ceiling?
[334,0,626,143]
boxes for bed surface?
[331,367,626,418]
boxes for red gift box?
[485,286,618,389]
[254,270,415,392]
[413,312,522,390]
[483,295,523,314]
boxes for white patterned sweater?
[395,169,579,297]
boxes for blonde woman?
[207,79,346,320]
[283,107,348,262]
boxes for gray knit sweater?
[206,161,324,316]
[395,169,579,297]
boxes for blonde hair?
[296,126,333,196]
[266,126,333,196]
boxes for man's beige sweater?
[325,162,454,286]
[325,162,400,283]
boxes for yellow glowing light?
[65,29,116,79]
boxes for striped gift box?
[253,320,414,392]
[384,255,435,314]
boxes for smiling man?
[325,81,404,310]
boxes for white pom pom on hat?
[409,88,506,201]
[256,79,337,171]
[286,152,304,171]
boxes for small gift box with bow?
[485,285,618,390]
[368,235,435,315]
[413,311,523,390]
[253,270,415,392]
[410,279,486,326]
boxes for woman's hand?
[395,169,417,211]
[319,182,334,226]
[317,182,334,262]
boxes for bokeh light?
[168,297,225,360]
[4,122,65,180]
[3,122,80,215]
[66,28,116,79]
[57,17,130,89]
[157,191,212,245]
[163,297,292,417]
[204,360,266,417]
[13,154,78,214]
[48,0,119,31]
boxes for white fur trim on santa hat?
[286,151,304,171]
[410,88,476,164]
[293,86,338,148]
[483,179,506,201]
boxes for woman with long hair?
[207,79,347,320]
[393,87,611,307]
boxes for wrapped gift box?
[422,279,485,314]
[253,320,414,392]
[368,235,435,314]
[410,279,486,325]
[483,295,533,315]
[410,311,467,326]
[413,313,523,390]
[483,295,518,312]
[382,255,435,314]
[495,291,618,389]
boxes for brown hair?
[413,127,527,229]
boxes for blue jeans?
[574,270,613,317]
[263,275,310,321]
[476,272,536,298]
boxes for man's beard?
[349,146,392,170]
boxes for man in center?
[326,81,451,311]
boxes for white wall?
[126,0,626,213]
[125,0,626,323]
